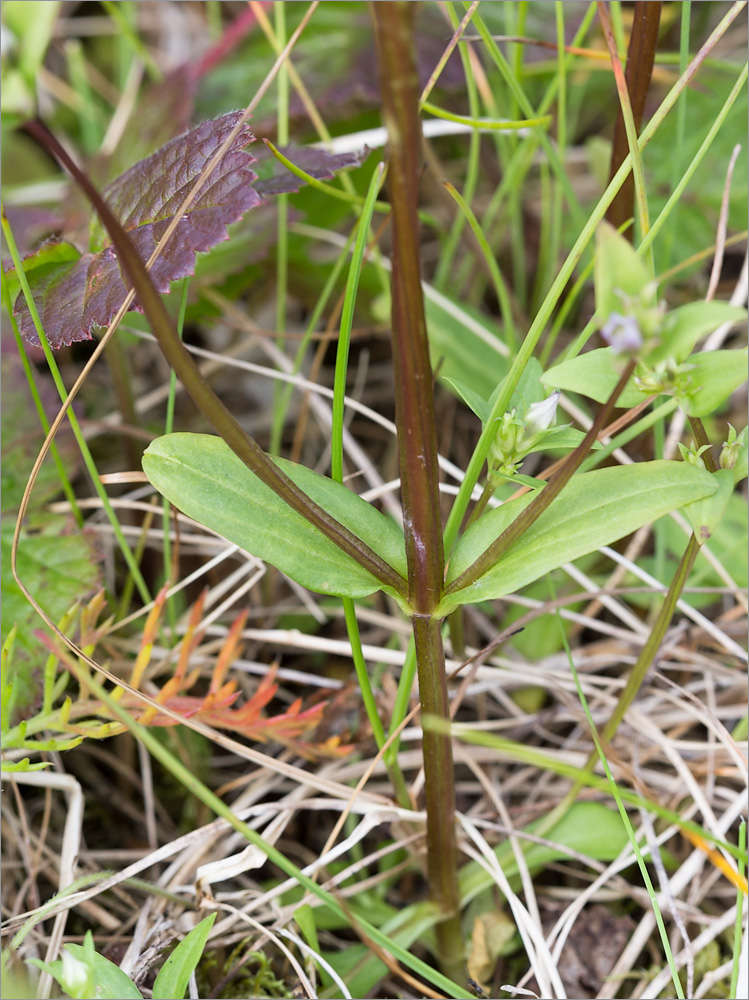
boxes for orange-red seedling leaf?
[36,589,354,760]
[79,590,112,650]
[130,584,170,690]
[210,609,248,694]
[682,827,749,895]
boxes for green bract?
[676,348,749,417]
[595,221,656,317]
[143,433,407,603]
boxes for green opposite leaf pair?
[143,434,718,615]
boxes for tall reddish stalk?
[371,1,463,976]
[605,0,663,235]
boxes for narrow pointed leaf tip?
[143,433,408,603]
[10,113,365,347]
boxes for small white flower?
[60,949,91,999]
[0,27,17,57]
[524,391,560,435]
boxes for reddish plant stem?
[370,1,463,978]
[605,0,663,236]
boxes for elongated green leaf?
[651,301,747,365]
[438,461,717,614]
[535,425,602,452]
[325,801,628,998]
[143,434,407,601]
[153,913,216,1000]
[542,348,646,407]
[424,295,508,401]
[441,376,491,424]
[459,801,629,905]
[324,901,440,1000]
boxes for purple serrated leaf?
[102,111,257,231]
[14,112,261,348]
[11,113,365,349]
[252,143,367,197]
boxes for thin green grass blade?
[662,2,692,270]
[262,140,390,212]
[467,5,585,232]
[384,633,416,766]
[433,1,482,293]
[331,162,388,750]
[446,724,745,863]
[270,2,290,457]
[442,181,517,351]
[64,39,102,154]
[159,277,189,636]
[274,224,358,440]
[640,61,748,259]
[421,100,551,132]
[331,163,384,481]
[100,0,161,80]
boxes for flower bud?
[720,424,747,471]
[60,949,92,1000]
[633,369,667,394]
[678,441,710,470]
[488,411,525,476]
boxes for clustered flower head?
[633,355,695,396]
[489,391,560,477]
